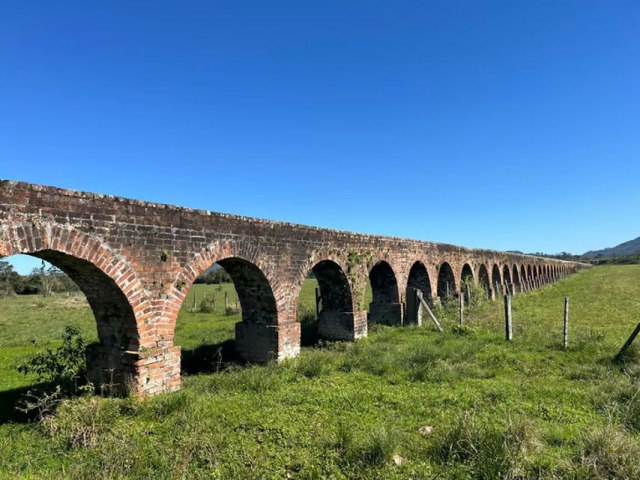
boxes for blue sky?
[2,1,639,274]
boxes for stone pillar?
[235,321,300,363]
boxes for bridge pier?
[235,321,301,363]
[85,345,182,397]
[318,310,367,341]
[368,302,404,326]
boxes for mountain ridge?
[583,236,640,259]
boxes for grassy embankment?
[0,266,640,478]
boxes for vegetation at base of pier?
[0,266,640,478]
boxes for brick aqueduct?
[0,181,587,397]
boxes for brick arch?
[294,250,354,312]
[437,261,457,299]
[0,220,149,393]
[170,240,294,363]
[402,257,438,298]
[171,239,284,317]
[492,263,502,289]
[309,257,364,341]
[369,260,400,303]
[368,260,402,326]
[477,263,491,294]
[512,264,521,286]
[460,263,475,285]
[502,264,512,288]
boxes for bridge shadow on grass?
[0,381,53,424]
[180,339,240,375]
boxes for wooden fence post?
[504,294,512,341]
[224,291,229,311]
[459,293,464,326]
[563,297,569,349]
[315,287,321,317]
[417,290,443,332]
[616,323,640,360]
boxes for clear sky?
[2,1,639,274]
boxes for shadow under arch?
[478,264,491,299]
[460,263,474,301]
[178,256,281,369]
[491,264,502,296]
[312,259,357,341]
[405,261,432,325]
[368,260,402,326]
[512,264,521,292]
[437,262,456,301]
[0,248,141,418]
[502,265,512,293]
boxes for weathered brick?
[0,180,587,397]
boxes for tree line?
[0,260,79,298]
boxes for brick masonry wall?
[0,181,589,396]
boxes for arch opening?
[512,265,521,293]
[437,262,456,302]
[177,257,278,371]
[478,264,491,299]
[461,264,474,302]
[0,251,138,417]
[520,265,527,291]
[492,264,502,297]
[405,261,432,325]
[295,260,356,345]
[502,265,512,294]
[368,261,401,326]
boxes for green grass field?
[1,266,640,478]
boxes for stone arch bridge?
[0,181,588,396]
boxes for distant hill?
[583,236,640,259]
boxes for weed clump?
[335,422,400,468]
[432,411,536,479]
[569,425,640,479]
[44,396,126,448]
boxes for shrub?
[461,279,488,308]
[225,305,239,316]
[17,326,89,396]
[198,295,216,313]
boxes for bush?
[461,279,489,308]
[197,295,216,313]
[17,326,89,396]
[225,305,239,316]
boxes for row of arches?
[0,222,576,397]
